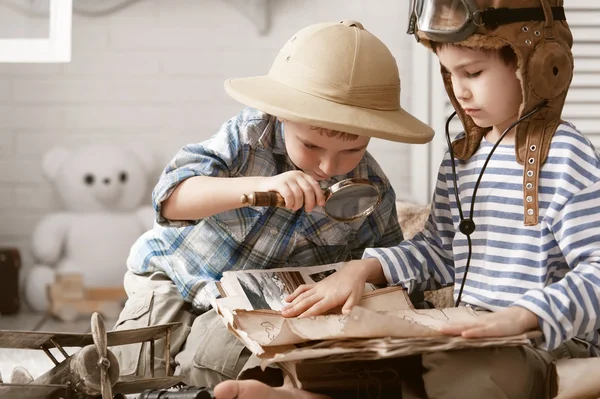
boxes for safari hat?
[225,20,434,144]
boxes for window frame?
[0,0,72,63]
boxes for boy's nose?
[454,83,471,101]
[319,157,337,176]
[457,91,471,101]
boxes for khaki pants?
[419,345,556,399]
[111,271,256,387]
[418,338,590,399]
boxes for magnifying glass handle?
[240,191,286,207]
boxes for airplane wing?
[0,383,67,399]
[0,322,181,349]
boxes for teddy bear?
[24,143,156,312]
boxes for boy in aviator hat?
[273,1,600,398]
[111,20,433,387]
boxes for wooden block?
[53,273,85,300]
[85,286,126,302]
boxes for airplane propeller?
[91,312,113,399]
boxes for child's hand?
[439,306,540,338]
[261,171,325,212]
[281,260,375,318]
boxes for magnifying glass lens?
[324,185,380,221]
[241,178,381,222]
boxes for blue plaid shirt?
[127,107,403,310]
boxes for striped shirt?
[364,122,600,355]
[128,107,402,311]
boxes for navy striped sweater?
[364,122,600,355]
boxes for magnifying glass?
[240,178,381,222]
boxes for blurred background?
[0,0,418,291]
[0,0,597,320]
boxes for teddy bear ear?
[125,144,155,175]
[42,146,70,181]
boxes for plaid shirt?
[128,107,402,310]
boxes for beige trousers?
[110,271,255,387]
[419,345,556,399]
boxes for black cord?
[445,112,463,221]
[447,106,545,307]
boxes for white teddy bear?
[24,144,156,312]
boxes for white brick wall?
[0,0,419,283]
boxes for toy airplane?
[0,312,182,399]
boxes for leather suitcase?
[0,248,21,315]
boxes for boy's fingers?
[288,287,316,307]
[278,184,295,210]
[298,298,335,318]
[461,326,493,338]
[341,293,359,314]
[462,323,510,338]
[440,321,494,337]
[283,295,322,317]
[289,183,304,211]
[296,178,316,212]
[285,284,313,302]
[307,177,325,206]
[438,324,468,336]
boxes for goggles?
[407,0,567,43]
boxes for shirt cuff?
[362,247,418,292]
[153,170,200,227]
[511,293,559,351]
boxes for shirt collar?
[258,116,288,155]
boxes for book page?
[220,263,352,311]
[229,287,416,347]
[262,333,535,384]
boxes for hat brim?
[225,76,434,144]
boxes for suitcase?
[0,248,21,315]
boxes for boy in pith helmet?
[275,1,600,398]
[111,20,433,387]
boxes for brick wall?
[0,0,418,282]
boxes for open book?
[216,262,350,312]
[212,263,536,367]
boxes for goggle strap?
[480,6,566,29]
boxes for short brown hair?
[309,126,359,141]
[431,42,517,67]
